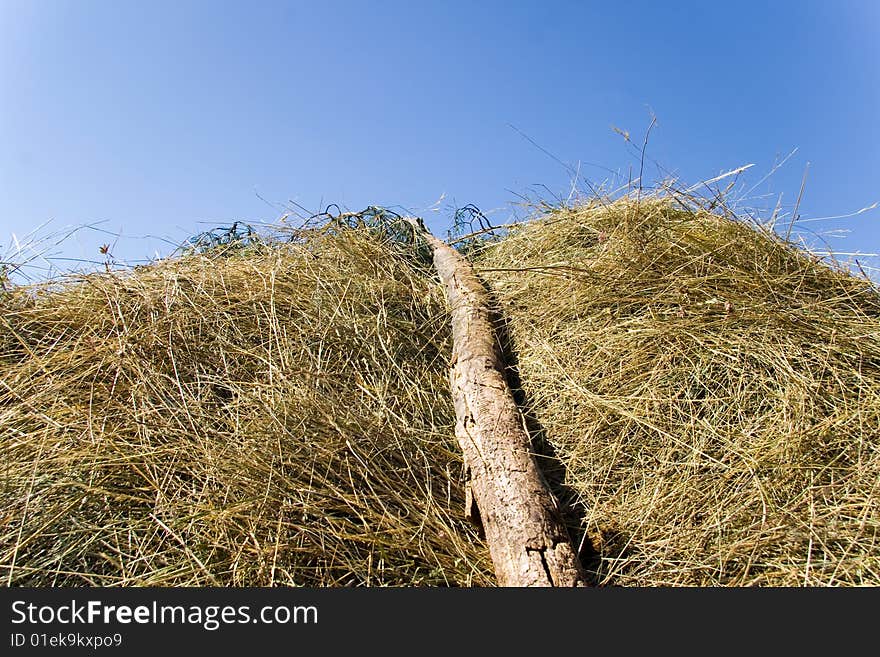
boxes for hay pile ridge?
[478,196,880,586]
[0,228,492,586]
[2,195,879,586]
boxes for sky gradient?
[1,0,878,280]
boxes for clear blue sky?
[1,0,878,280]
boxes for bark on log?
[406,218,586,587]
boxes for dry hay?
[478,195,880,586]
[2,192,879,587]
[0,227,492,586]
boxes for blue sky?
[1,0,878,281]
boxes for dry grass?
[0,227,492,586]
[478,195,880,586]
[3,192,879,587]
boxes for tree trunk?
[406,219,586,587]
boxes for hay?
[477,195,880,586]
[3,192,879,587]
[0,227,493,586]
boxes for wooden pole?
[405,218,586,587]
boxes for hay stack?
[478,196,880,586]
[0,228,492,586]
[2,194,878,587]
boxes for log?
[406,218,586,587]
